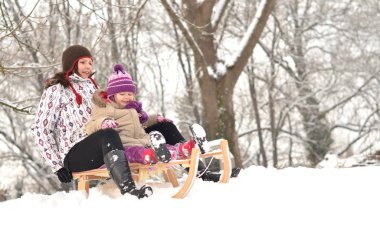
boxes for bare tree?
[159,0,276,168]
[253,0,380,166]
[246,61,268,167]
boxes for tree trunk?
[161,0,276,168]
[107,1,120,62]
[292,7,332,165]
[248,67,268,167]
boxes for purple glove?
[139,111,149,124]
[101,119,118,129]
[126,101,148,124]
[157,115,173,123]
[126,101,143,113]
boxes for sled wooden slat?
[218,139,232,183]
[72,139,231,199]
[163,168,179,187]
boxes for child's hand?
[157,115,172,123]
[126,101,142,113]
[101,119,118,129]
[126,101,149,124]
[139,111,149,124]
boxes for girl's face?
[114,92,135,106]
[77,57,93,78]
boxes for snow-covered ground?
[1,165,379,251]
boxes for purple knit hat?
[107,64,136,99]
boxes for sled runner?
[72,139,232,199]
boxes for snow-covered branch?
[0,0,41,41]
[160,0,209,76]
[211,0,230,30]
[0,98,35,114]
[320,76,378,117]
[226,0,275,71]
[2,63,60,71]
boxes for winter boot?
[104,150,153,199]
[197,160,221,182]
[185,163,241,181]
[176,140,196,158]
[149,131,171,163]
[166,144,179,160]
[124,146,167,165]
[142,148,158,164]
[230,167,241,178]
[194,161,241,181]
[189,123,210,154]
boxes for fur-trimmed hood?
[92,89,109,108]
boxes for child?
[32,46,152,199]
[85,64,203,166]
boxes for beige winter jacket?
[85,89,157,147]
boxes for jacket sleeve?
[85,105,109,135]
[142,114,158,128]
[32,86,63,173]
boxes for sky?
[0,165,379,251]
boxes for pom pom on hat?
[107,63,136,98]
[114,64,125,73]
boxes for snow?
[211,0,228,28]
[317,153,367,168]
[112,154,119,161]
[1,165,380,251]
[0,165,27,198]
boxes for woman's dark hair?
[44,65,79,89]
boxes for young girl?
[32,45,152,199]
[85,64,199,166]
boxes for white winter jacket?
[32,74,97,172]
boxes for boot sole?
[149,131,171,163]
[189,123,209,154]
[138,185,153,199]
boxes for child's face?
[114,92,135,106]
[77,57,93,78]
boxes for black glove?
[56,167,73,183]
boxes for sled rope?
[197,156,215,178]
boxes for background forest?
[1,0,380,201]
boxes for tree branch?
[160,0,209,77]
[0,98,34,114]
[0,0,41,41]
[211,0,231,30]
[319,76,377,117]
[226,0,276,81]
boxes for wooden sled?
[72,139,232,199]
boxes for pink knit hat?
[107,64,136,99]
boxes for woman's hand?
[55,167,73,183]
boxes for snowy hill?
[1,166,380,251]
